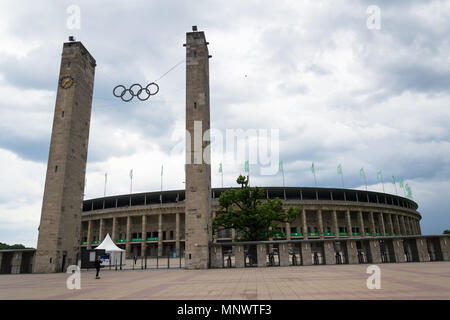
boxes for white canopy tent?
[94,233,126,266]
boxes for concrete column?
[231,229,236,242]
[393,239,406,263]
[358,211,365,236]
[379,212,386,235]
[346,240,359,264]
[332,210,339,237]
[317,209,324,239]
[279,243,290,267]
[417,220,422,235]
[301,242,312,266]
[11,252,23,274]
[176,213,180,256]
[387,213,394,236]
[234,245,245,268]
[126,216,131,257]
[369,212,376,236]
[301,209,308,239]
[286,222,291,240]
[412,219,418,235]
[99,218,104,242]
[345,210,352,237]
[394,215,401,236]
[141,215,147,257]
[368,240,382,263]
[112,217,117,242]
[87,220,92,249]
[257,244,267,267]
[439,237,450,261]
[324,241,336,265]
[210,245,223,268]
[158,214,163,256]
[400,215,407,235]
[416,238,430,262]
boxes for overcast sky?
[0,0,449,247]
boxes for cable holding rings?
[113,83,160,102]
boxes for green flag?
[244,160,249,173]
[337,164,342,175]
[405,183,412,198]
[219,163,222,173]
[311,162,315,174]
[360,167,365,178]
[399,179,404,188]
[279,161,283,173]
[377,171,382,182]
[391,175,395,184]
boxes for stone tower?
[33,40,96,273]
[184,27,212,269]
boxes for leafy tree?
[0,242,28,250]
[212,175,299,241]
[443,230,450,235]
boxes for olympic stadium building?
[79,186,450,267]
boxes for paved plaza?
[0,262,449,300]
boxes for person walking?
[95,256,102,279]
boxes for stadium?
[79,186,447,267]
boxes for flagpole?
[381,174,385,193]
[341,171,345,188]
[130,170,133,194]
[104,173,107,198]
[364,174,368,191]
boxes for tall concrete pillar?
[257,244,267,267]
[141,215,147,257]
[279,243,290,267]
[158,214,163,256]
[302,209,308,239]
[369,211,376,236]
[112,217,117,242]
[416,238,430,262]
[99,219,104,242]
[301,242,312,266]
[345,210,352,237]
[332,210,339,237]
[400,215,407,235]
[11,252,23,274]
[379,213,386,235]
[358,211,365,236]
[439,237,450,261]
[210,245,223,268]
[126,216,131,258]
[317,210,324,239]
[184,27,212,270]
[286,222,291,240]
[324,241,336,265]
[392,239,406,263]
[346,240,359,264]
[417,220,422,235]
[234,245,245,268]
[394,215,401,236]
[176,213,180,256]
[87,220,92,250]
[387,213,394,236]
[34,41,96,273]
[368,240,382,263]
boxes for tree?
[0,242,28,250]
[212,175,299,241]
[443,230,450,235]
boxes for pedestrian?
[95,256,102,279]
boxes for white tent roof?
[94,233,125,252]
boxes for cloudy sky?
[0,0,449,247]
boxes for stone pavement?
[0,262,449,300]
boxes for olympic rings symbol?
[113,83,159,102]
